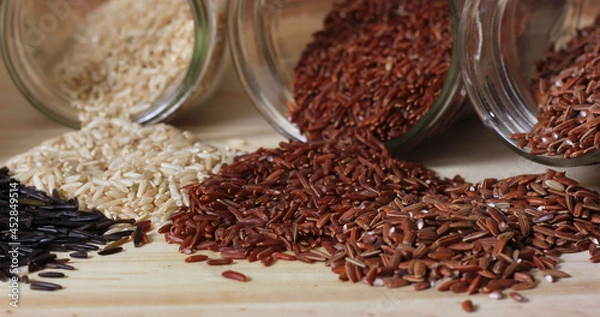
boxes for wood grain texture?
[1,60,599,317]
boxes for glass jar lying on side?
[461,0,600,166]
[228,0,467,155]
[0,0,228,128]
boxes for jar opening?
[229,0,467,153]
[461,0,600,166]
[0,0,224,128]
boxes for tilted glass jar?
[460,0,600,166]
[0,0,228,128]
[227,0,467,155]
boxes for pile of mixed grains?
[0,167,149,291]
[1,118,234,291]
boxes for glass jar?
[227,0,467,154]
[0,0,228,128]
[461,0,600,166]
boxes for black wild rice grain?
[30,280,63,291]
[47,262,76,271]
[98,247,124,256]
[134,225,144,247]
[37,271,66,278]
[69,251,89,259]
[0,167,135,291]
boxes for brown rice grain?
[509,291,528,303]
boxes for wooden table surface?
[1,59,599,317]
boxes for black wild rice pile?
[162,137,600,299]
[1,167,139,291]
[290,0,453,142]
[511,18,600,158]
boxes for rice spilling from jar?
[52,0,195,124]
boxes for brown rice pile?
[4,118,237,225]
[52,0,194,123]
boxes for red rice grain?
[206,258,234,266]
[221,270,248,282]
[461,299,475,313]
[184,254,209,263]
